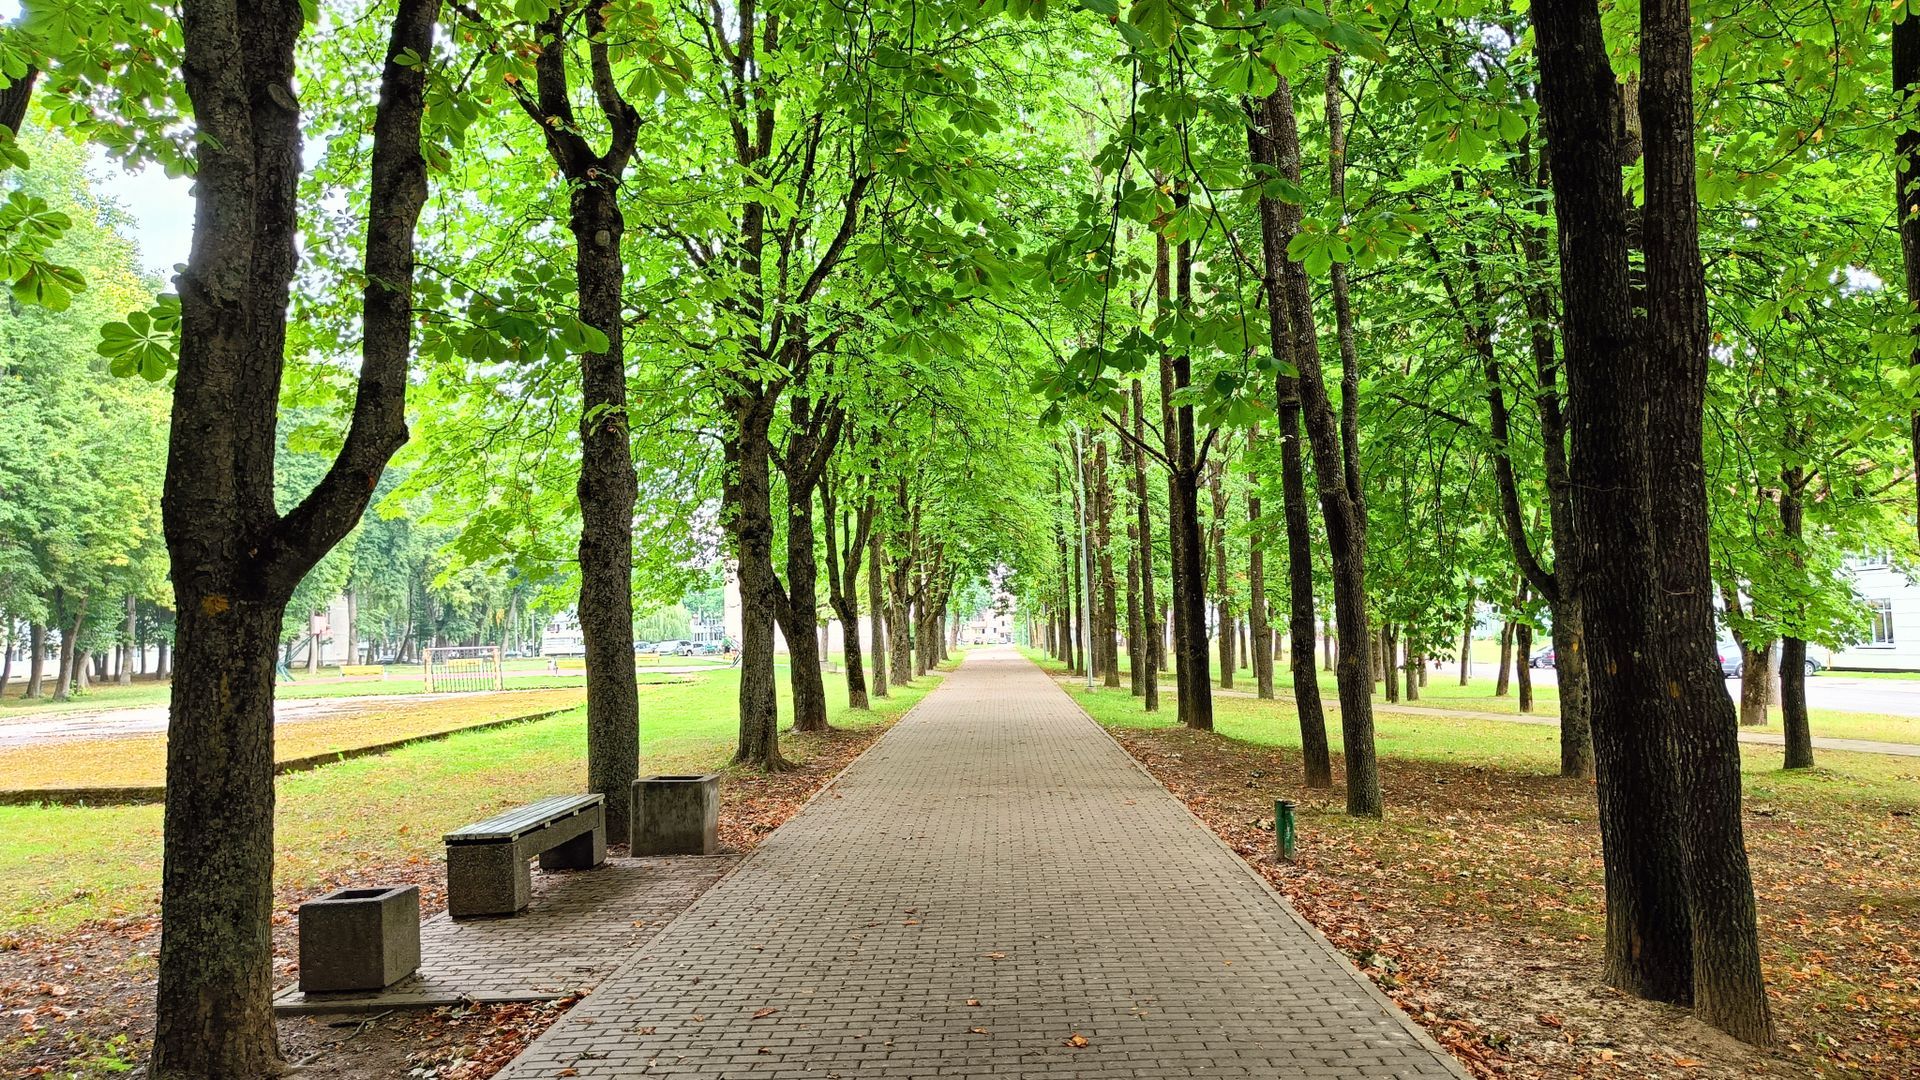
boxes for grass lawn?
[0,686,596,790]
[0,664,946,935]
[1056,639,1920,746]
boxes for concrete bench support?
[445,793,606,918]
[632,773,721,855]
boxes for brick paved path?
[500,646,1467,1079]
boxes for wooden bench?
[443,794,605,917]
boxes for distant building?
[1822,555,1917,672]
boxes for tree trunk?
[54,591,86,702]
[151,4,440,1072]
[1156,231,1212,729]
[727,404,789,770]
[868,524,889,699]
[1209,459,1234,690]
[1380,626,1398,703]
[343,588,357,669]
[1403,635,1419,701]
[1896,13,1920,540]
[1130,379,1161,710]
[1516,618,1535,713]
[1094,433,1120,688]
[778,493,829,732]
[1737,641,1772,727]
[567,182,642,836]
[1245,428,1275,701]
[23,621,43,697]
[1779,467,1813,769]
[1458,604,1473,686]
[822,484,872,711]
[1497,615,1514,696]
[1537,0,1770,1040]
[1641,0,1773,1038]
[1255,72,1378,815]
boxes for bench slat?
[445,793,603,843]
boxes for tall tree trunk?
[1896,13,1920,532]
[1516,616,1535,713]
[1641,0,1773,1039]
[152,3,439,1073]
[1130,379,1161,710]
[54,591,86,703]
[778,494,829,731]
[868,523,889,699]
[1537,0,1771,1041]
[823,482,873,711]
[1380,626,1398,703]
[1778,467,1813,769]
[1209,459,1234,690]
[1160,224,1213,729]
[1736,640,1772,727]
[569,181,642,837]
[343,588,357,669]
[727,401,789,770]
[1255,71,1378,815]
[1497,614,1515,696]
[1094,433,1120,688]
[1246,428,1275,700]
[26,621,45,697]
[1458,604,1473,687]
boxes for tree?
[141,2,443,1071]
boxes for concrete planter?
[631,773,721,855]
[297,885,421,992]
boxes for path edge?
[1034,660,1476,1080]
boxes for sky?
[3,0,193,273]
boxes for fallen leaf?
[967,1026,990,1035]
[1064,1033,1090,1048]
[753,1007,778,1019]
[966,998,981,1007]
[984,951,1006,960]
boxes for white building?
[1822,556,1918,671]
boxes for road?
[1473,662,1920,717]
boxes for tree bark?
[1497,613,1514,696]
[1778,467,1813,769]
[1254,72,1378,814]
[868,521,888,699]
[1245,427,1275,700]
[1209,459,1234,690]
[1641,0,1773,1038]
[54,590,85,703]
[726,400,789,770]
[1130,379,1161,710]
[823,480,874,711]
[1896,13,1920,535]
[1537,0,1770,1040]
[1094,432,1120,687]
[26,622,45,697]
[152,3,439,1073]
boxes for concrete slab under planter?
[631,773,720,855]
[298,885,421,993]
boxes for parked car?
[633,640,655,654]
[1528,647,1555,669]
[654,639,690,656]
[693,642,722,655]
[1720,652,1824,679]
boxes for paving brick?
[496,647,1469,1078]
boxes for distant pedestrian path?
[499,646,1465,1079]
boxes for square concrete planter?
[297,885,421,993]
[631,773,721,855]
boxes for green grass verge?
[1023,646,1920,812]
[0,664,948,935]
